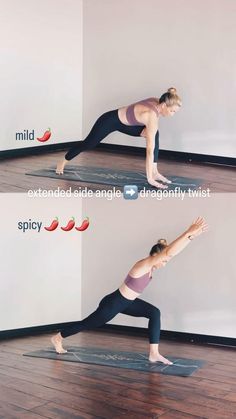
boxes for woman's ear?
[160,103,167,113]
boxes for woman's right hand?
[147,178,168,189]
[186,217,208,238]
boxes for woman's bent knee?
[150,307,161,319]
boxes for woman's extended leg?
[56,110,119,174]
[56,110,144,174]
[121,298,173,364]
[51,289,132,353]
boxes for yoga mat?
[24,346,204,377]
[26,166,203,191]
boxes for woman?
[51,217,208,364]
[56,88,182,189]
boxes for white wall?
[82,194,236,338]
[1,193,235,338]
[2,0,235,158]
[0,0,83,151]
[83,0,236,158]
[0,194,82,331]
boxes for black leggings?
[65,110,159,162]
[61,289,161,343]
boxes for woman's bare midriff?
[118,103,148,125]
[118,100,159,136]
[119,283,140,300]
[118,106,146,137]
[118,106,131,125]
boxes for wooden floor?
[0,331,236,418]
[0,150,235,192]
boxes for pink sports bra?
[124,271,152,293]
[126,97,159,126]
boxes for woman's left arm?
[165,217,208,258]
[145,113,161,187]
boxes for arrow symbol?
[126,188,136,196]
[123,185,138,199]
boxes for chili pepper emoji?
[75,217,90,232]
[37,128,51,142]
[44,217,59,232]
[61,217,75,231]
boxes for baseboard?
[0,323,69,340]
[0,142,76,160]
[1,323,235,348]
[100,324,236,348]
[0,142,235,167]
[97,144,236,167]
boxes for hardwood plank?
[159,410,201,418]
[0,402,48,419]
[32,401,155,419]
[0,374,168,418]
[0,331,235,419]
[0,150,235,192]
[0,383,46,410]
[0,402,49,419]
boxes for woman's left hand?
[186,217,209,238]
[153,171,172,184]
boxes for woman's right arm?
[149,217,208,268]
[131,218,208,275]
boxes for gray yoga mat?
[24,346,204,377]
[26,166,203,191]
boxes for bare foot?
[51,334,67,354]
[153,172,172,184]
[149,353,173,365]
[156,182,168,189]
[148,180,168,189]
[56,159,67,175]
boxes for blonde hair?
[159,87,182,107]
